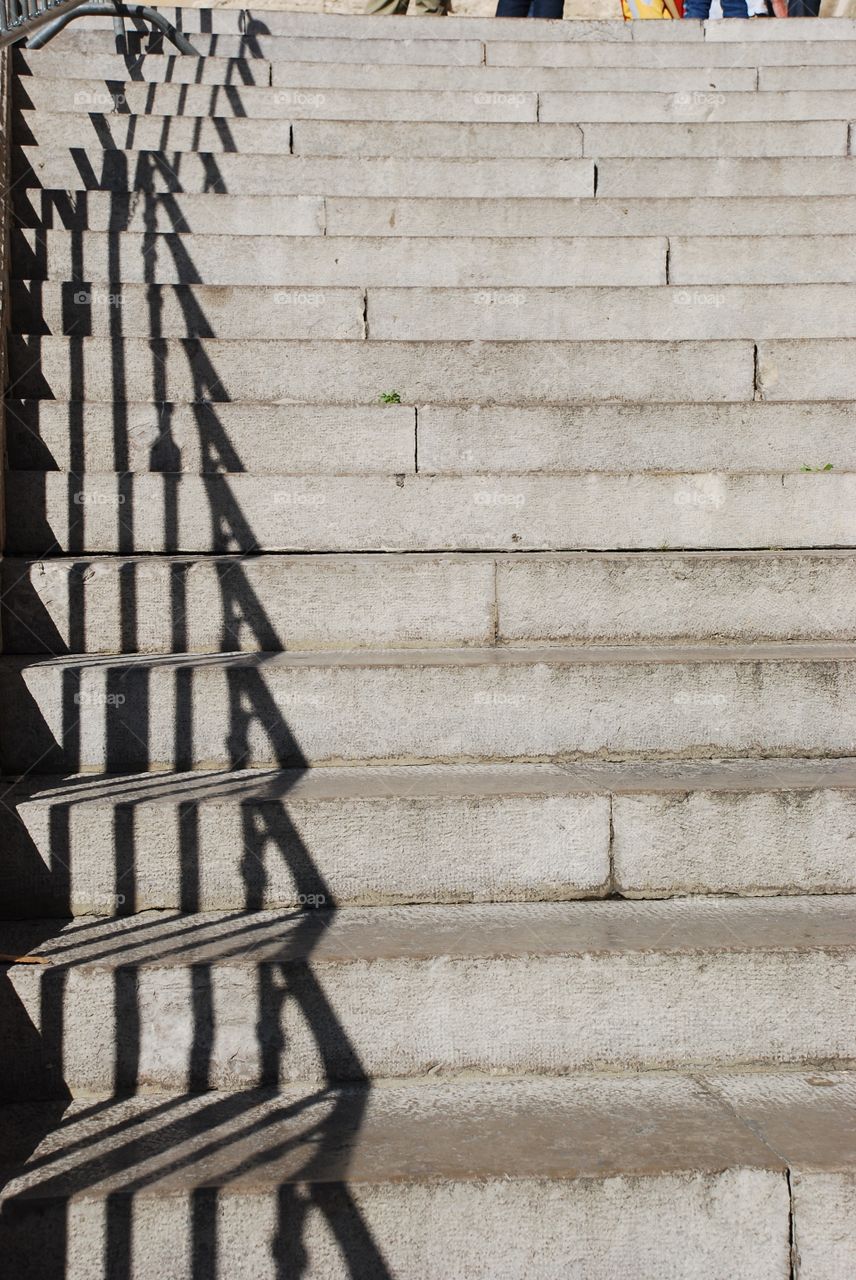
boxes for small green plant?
[800,463,833,472]
[379,390,402,404]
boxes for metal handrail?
[0,0,200,51]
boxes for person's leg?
[364,0,408,14]
[788,0,821,13]
[528,0,564,15]
[495,0,532,14]
[721,0,750,14]
[682,0,712,14]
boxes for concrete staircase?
[1,11,856,1278]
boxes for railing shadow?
[1,67,393,1279]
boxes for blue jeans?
[683,0,748,13]
[496,0,564,15]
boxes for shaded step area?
[2,1070,854,1280]
[14,112,852,159]
[9,232,667,287]
[17,79,856,124]
[13,147,596,197]
[2,760,855,916]
[21,282,856,341]
[2,644,856,773]
[6,400,853,475]
[8,471,856,555]
[5,552,856,655]
[13,50,275,85]
[14,189,856,239]
[2,896,856,1093]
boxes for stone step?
[15,52,759,92]
[3,1070,853,1279]
[5,551,856,657]
[541,89,856,122]
[4,401,415,473]
[3,759,855,915]
[6,337,753,405]
[10,282,368,340]
[485,38,856,68]
[761,65,856,91]
[17,78,856,124]
[13,147,595,196]
[1,644,854,773]
[35,32,489,64]
[17,113,598,159]
[596,157,856,197]
[13,48,274,84]
[366,285,856,341]
[13,111,852,161]
[6,399,852,476]
[20,282,856,342]
[14,80,541,122]
[414,401,856,475]
[41,31,856,68]
[3,400,418,473]
[2,896,855,1094]
[8,471,855,556]
[15,230,856,288]
[8,230,668,286]
[16,191,845,240]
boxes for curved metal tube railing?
[0,0,199,51]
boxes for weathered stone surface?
[368,285,856,340]
[758,340,856,401]
[486,37,856,67]
[4,401,415,472]
[542,89,856,123]
[7,471,853,556]
[4,761,855,915]
[13,232,656,286]
[0,1074,796,1280]
[14,147,595,196]
[670,236,856,284]
[2,897,855,1092]
[291,119,585,157]
[7,551,856,653]
[0,554,494,652]
[0,765,610,914]
[15,80,541,121]
[597,158,856,197]
[323,194,856,238]
[2,645,856,772]
[416,402,856,473]
[580,121,848,158]
[495,552,856,644]
[6,336,751,403]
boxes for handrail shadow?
[1,68,393,1279]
